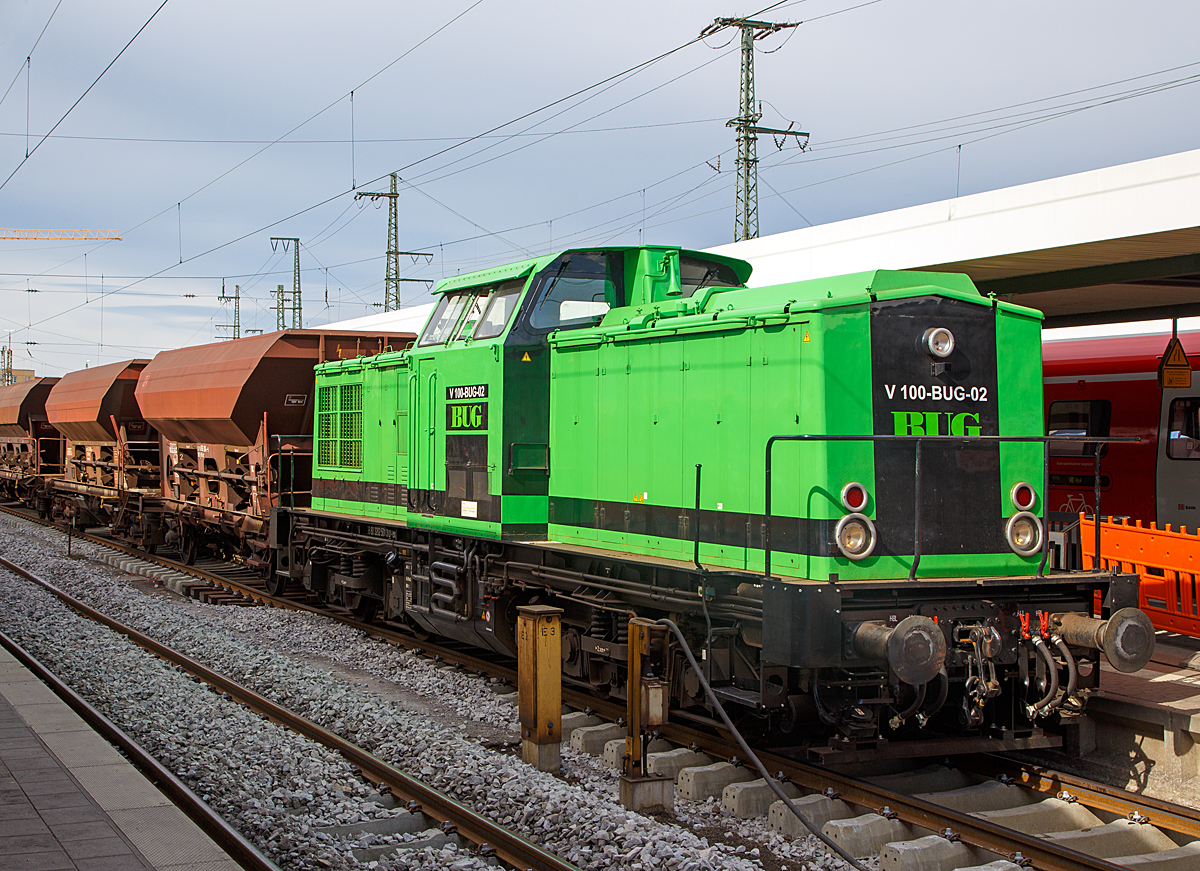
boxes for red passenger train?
[1043,329,1200,530]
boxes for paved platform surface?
[1151,630,1200,672]
[0,646,241,871]
[1101,658,1200,717]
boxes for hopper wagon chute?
[134,329,413,568]
[0,377,62,504]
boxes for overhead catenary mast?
[270,237,302,329]
[354,174,429,311]
[701,16,809,242]
[217,281,240,340]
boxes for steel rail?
[0,554,579,871]
[0,504,530,683]
[0,627,280,871]
[964,753,1200,841]
[6,505,1196,868]
[653,718,1131,871]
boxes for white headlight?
[923,326,955,359]
[1005,511,1043,556]
[835,513,877,560]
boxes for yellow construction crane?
[0,229,121,240]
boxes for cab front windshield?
[418,278,527,346]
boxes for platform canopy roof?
[707,148,1200,329]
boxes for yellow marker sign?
[521,351,531,361]
[802,330,811,343]
[1158,336,1192,389]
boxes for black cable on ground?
[655,619,871,871]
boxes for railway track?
[0,627,280,871]
[0,548,578,871]
[5,504,1200,871]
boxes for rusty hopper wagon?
[43,359,160,541]
[134,329,413,570]
[0,378,62,504]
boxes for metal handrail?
[270,434,314,510]
[763,433,1138,582]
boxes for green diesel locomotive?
[279,245,1151,754]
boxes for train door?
[409,356,441,513]
[1155,389,1200,530]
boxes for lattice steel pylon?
[355,173,428,312]
[217,281,240,340]
[270,237,302,329]
[703,17,807,242]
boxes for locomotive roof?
[551,268,1041,350]
[1043,329,1200,377]
[431,246,755,295]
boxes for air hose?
[656,619,870,871]
[1047,635,1078,713]
[1026,635,1059,718]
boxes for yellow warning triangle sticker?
[1164,337,1190,368]
[802,330,811,343]
[521,351,531,361]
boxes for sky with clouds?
[1,0,1198,374]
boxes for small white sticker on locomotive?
[285,394,307,406]
[461,500,478,518]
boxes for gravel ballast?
[0,515,853,870]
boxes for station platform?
[1150,630,1200,673]
[0,646,241,871]
[1080,644,1200,788]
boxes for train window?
[528,252,624,331]
[1047,400,1111,457]
[473,280,525,339]
[679,256,741,298]
[418,292,472,346]
[1167,398,1200,460]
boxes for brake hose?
[1027,635,1059,718]
[656,619,871,871]
[1048,635,1078,713]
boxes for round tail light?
[835,513,877,560]
[1011,482,1036,511]
[922,326,955,359]
[841,482,868,511]
[1005,511,1043,556]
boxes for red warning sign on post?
[1158,336,1192,389]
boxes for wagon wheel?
[264,571,288,598]
[181,533,198,566]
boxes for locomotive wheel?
[352,596,379,623]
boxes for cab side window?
[1047,400,1111,457]
[528,252,624,331]
[678,255,741,298]
[1167,397,1200,460]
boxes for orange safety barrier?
[1081,514,1200,637]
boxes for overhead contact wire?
[0,0,171,195]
